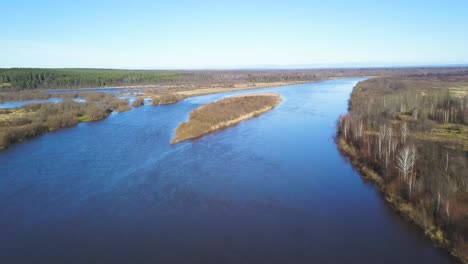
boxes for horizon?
[2,0,468,68]
[2,63,468,71]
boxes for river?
[0,79,456,263]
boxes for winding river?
[0,79,456,263]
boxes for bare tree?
[358,119,363,139]
[436,190,441,215]
[395,146,416,181]
[408,172,414,198]
[384,151,389,171]
[400,122,408,145]
[387,126,393,156]
[446,200,450,220]
[378,124,386,158]
[445,152,449,173]
[342,118,348,141]
[412,108,418,120]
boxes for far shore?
[144,81,320,106]
[147,79,352,106]
[36,80,313,93]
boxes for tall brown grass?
[0,94,130,150]
[171,93,281,143]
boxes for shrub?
[131,98,144,107]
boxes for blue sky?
[1,0,468,69]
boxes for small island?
[171,93,282,144]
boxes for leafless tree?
[378,124,386,158]
[395,146,416,181]
[387,126,393,156]
[412,108,418,120]
[445,152,449,173]
[436,190,441,215]
[409,172,414,198]
[400,122,408,145]
[342,118,348,141]
[384,151,389,171]
[400,101,406,113]
[446,200,450,220]
[358,119,363,139]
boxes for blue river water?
[0,79,456,263]
[0,98,86,109]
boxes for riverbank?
[142,81,308,106]
[0,80,305,150]
[336,137,464,263]
[171,93,282,144]
[336,74,468,263]
[0,94,131,150]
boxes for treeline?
[0,93,130,150]
[337,75,468,263]
[350,77,468,125]
[2,67,468,91]
[0,68,181,90]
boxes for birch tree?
[400,122,408,145]
[342,118,348,141]
[387,126,393,156]
[395,146,416,182]
[378,124,386,158]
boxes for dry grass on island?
[171,93,282,144]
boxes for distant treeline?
[2,67,468,91]
[0,68,181,90]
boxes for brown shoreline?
[336,137,466,264]
[144,81,315,106]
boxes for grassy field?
[337,73,468,263]
[171,93,282,144]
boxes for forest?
[337,73,468,263]
[2,67,468,91]
[0,68,181,90]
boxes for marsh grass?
[0,93,130,150]
[171,93,282,143]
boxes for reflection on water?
[0,79,455,263]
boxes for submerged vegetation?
[171,93,282,144]
[337,73,468,263]
[0,93,130,150]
